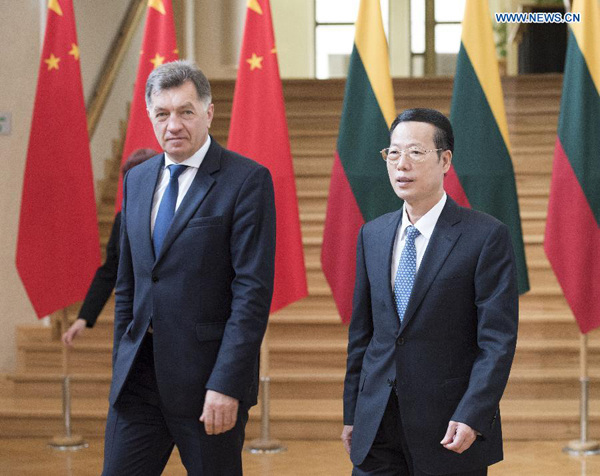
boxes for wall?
[272,0,315,78]
[0,1,41,372]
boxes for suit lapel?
[378,211,403,333]
[139,155,164,262]
[153,140,221,268]
[399,197,463,334]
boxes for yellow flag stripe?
[460,0,510,149]
[571,0,600,93]
[354,0,396,126]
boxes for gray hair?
[145,60,212,109]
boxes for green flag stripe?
[558,30,600,225]
[337,47,402,222]
[451,45,530,294]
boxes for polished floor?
[1,438,600,475]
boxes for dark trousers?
[353,394,487,476]
[102,334,248,476]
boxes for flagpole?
[563,333,600,455]
[48,309,87,451]
[245,324,286,454]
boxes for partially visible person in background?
[62,148,158,346]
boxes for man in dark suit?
[342,108,518,475]
[62,148,157,346]
[102,61,276,475]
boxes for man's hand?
[440,420,477,454]
[341,425,353,455]
[61,319,87,347]
[200,390,239,435]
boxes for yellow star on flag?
[271,47,277,54]
[148,0,166,15]
[48,0,63,16]
[246,53,263,71]
[68,43,80,61]
[247,0,263,15]
[44,53,60,71]
[173,48,179,55]
[150,53,165,69]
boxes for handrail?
[86,0,147,138]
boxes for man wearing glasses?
[342,108,518,475]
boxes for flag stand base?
[244,376,286,454]
[245,438,287,454]
[48,320,88,452]
[48,435,88,451]
[563,339,600,456]
[563,440,600,456]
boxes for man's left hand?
[440,420,477,454]
[200,390,239,435]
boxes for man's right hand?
[342,425,353,455]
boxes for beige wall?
[272,0,315,79]
[0,1,41,372]
[390,0,411,77]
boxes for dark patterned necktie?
[393,225,420,323]
[153,164,187,254]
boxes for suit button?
[152,275,158,283]
[396,337,405,345]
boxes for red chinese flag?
[16,0,100,318]
[228,0,308,313]
[115,0,178,211]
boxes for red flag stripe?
[544,138,600,333]
[444,165,471,208]
[321,153,365,323]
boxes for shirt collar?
[163,135,211,169]
[400,192,447,241]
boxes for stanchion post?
[48,309,88,451]
[563,333,600,456]
[245,325,286,454]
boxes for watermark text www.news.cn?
[495,12,581,23]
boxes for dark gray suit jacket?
[343,197,518,474]
[109,138,276,418]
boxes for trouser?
[353,393,487,476]
[102,333,248,476]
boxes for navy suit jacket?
[343,197,518,474]
[109,138,276,418]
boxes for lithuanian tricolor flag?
[321,0,399,323]
[545,0,600,333]
[447,0,529,294]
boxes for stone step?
[11,366,600,402]
[0,391,596,441]
[19,324,599,375]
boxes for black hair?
[389,108,454,153]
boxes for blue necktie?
[393,225,421,323]
[153,164,187,254]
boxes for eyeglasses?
[380,147,443,164]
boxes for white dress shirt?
[390,193,447,288]
[150,136,211,235]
